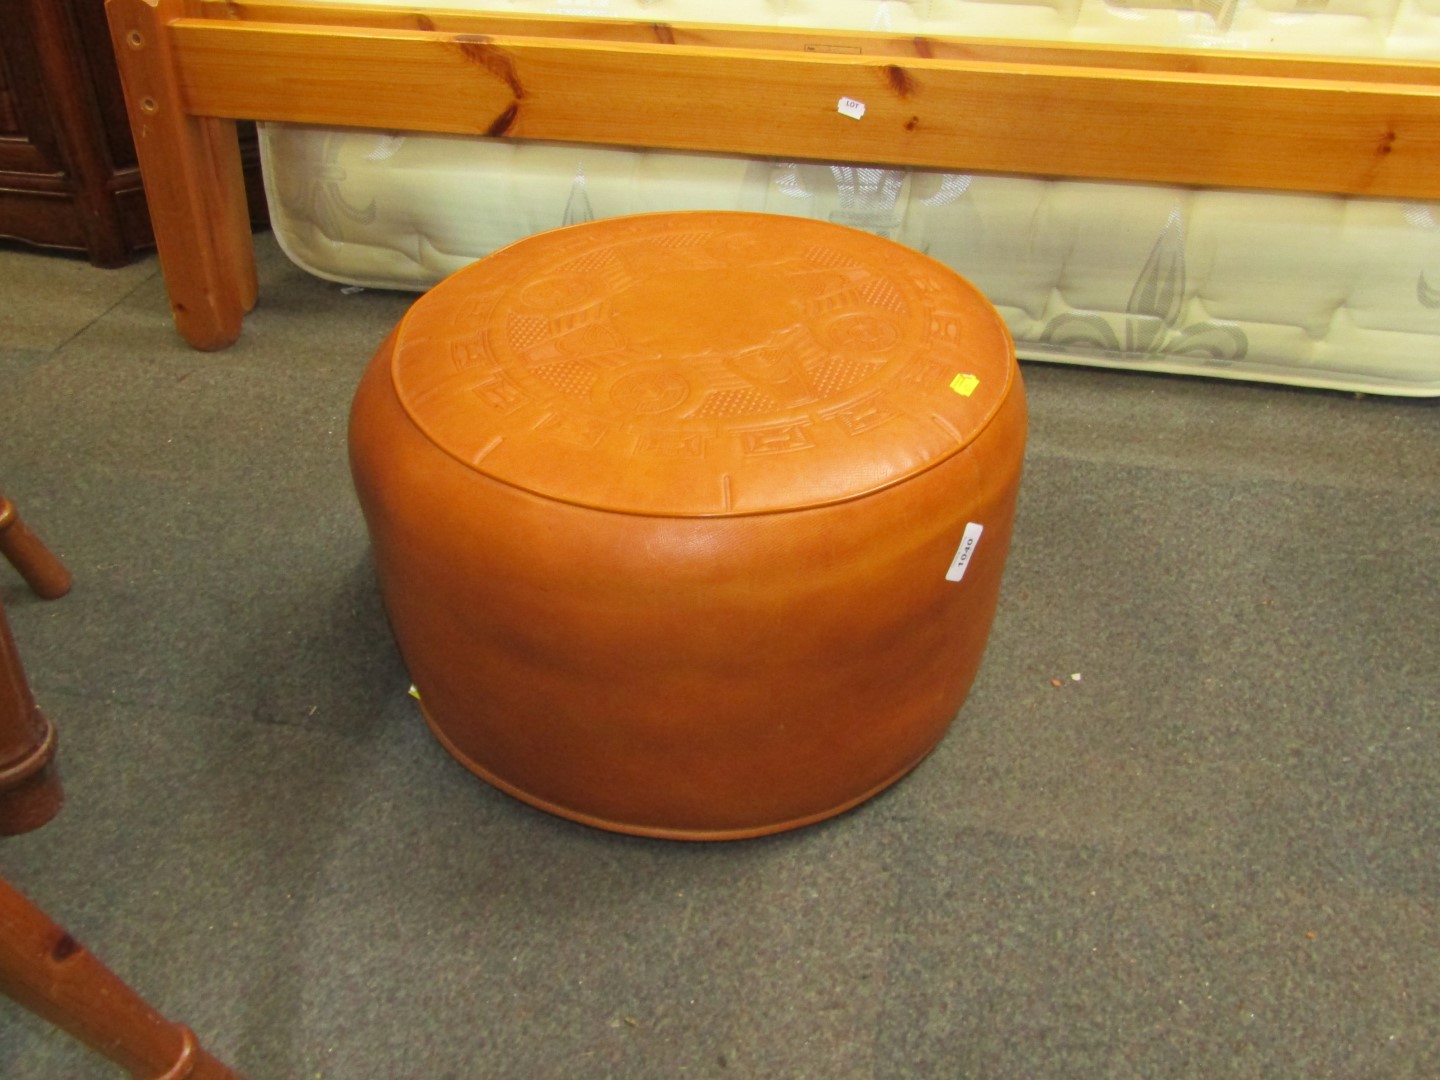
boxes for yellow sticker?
[950,373,980,397]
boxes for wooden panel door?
[0,0,265,267]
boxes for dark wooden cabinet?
[0,0,266,267]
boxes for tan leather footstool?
[349,212,1026,839]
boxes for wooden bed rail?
[106,0,1440,350]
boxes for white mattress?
[260,0,1440,394]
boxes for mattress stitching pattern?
[260,0,1440,392]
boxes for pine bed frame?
[104,0,1440,350]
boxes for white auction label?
[837,97,867,120]
[945,522,985,582]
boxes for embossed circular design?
[517,275,594,310]
[607,369,691,415]
[821,312,903,353]
[390,212,1015,516]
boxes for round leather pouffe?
[349,211,1026,840]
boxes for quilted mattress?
[260,0,1440,395]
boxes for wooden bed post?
[106,0,257,351]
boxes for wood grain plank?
[196,1,1440,87]
[170,19,1440,198]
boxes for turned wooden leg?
[107,0,257,350]
[0,496,69,834]
[0,496,73,600]
[0,876,245,1079]
[0,508,238,1077]
[0,595,63,837]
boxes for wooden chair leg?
[0,594,63,837]
[107,0,256,350]
[0,496,73,600]
[0,876,244,1079]
[0,495,69,834]
[0,506,239,1077]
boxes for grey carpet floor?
[1,234,1438,1079]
